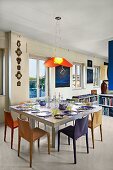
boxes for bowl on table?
[59,104,67,110]
[39,100,46,106]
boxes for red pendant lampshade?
[44,57,73,67]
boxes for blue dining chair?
[58,115,89,164]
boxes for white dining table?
[10,104,102,148]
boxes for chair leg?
[68,136,70,145]
[47,133,50,154]
[86,133,89,153]
[100,124,103,141]
[73,139,76,164]
[18,136,21,157]
[91,127,94,149]
[11,128,14,149]
[58,131,60,152]
[38,139,40,148]
[4,125,7,142]
[30,142,33,168]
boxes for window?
[93,66,100,86]
[0,49,3,95]
[29,58,46,98]
[72,63,83,89]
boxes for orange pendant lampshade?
[44,57,73,67]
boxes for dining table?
[10,102,102,148]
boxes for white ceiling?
[0,0,113,58]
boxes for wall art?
[15,38,22,86]
[87,60,92,67]
[87,69,93,83]
[55,66,70,88]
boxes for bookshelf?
[99,94,113,117]
[72,94,98,104]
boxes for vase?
[101,81,107,94]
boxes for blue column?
[108,40,113,90]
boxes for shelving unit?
[99,94,113,117]
[72,94,98,104]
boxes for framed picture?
[87,69,93,83]
[87,60,92,67]
[55,66,70,88]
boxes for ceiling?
[0,0,113,58]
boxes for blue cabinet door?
[108,40,113,90]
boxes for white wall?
[9,33,29,104]
[9,31,107,104]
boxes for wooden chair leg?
[30,142,33,168]
[58,131,60,152]
[47,133,50,154]
[68,136,70,145]
[4,125,7,142]
[100,124,103,141]
[38,139,40,148]
[11,128,14,149]
[18,136,21,157]
[86,133,89,153]
[91,127,94,149]
[20,114,22,119]
[73,139,76,164]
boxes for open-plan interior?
[0,0,113,169]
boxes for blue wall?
[108,40,113,90]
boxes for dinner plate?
[63,110,78,116]
[31,110,40,113]
[79,106,94,110]
[54,114,64,119]
[16,107,31,111]
[36,111,52,117]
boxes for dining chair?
[91,90,97,95]
[17,118,50,167]
[88,110,102,149]
[58,115,89,164]
[4,110,18,149]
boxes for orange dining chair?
[4,110,18,149]
[88,110,102,148]
[18,118,50,167]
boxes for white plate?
[36,111,52,117]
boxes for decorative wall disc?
[16,57,21,64]
[15,71,22,80]
[15,48,22,56]
[17,40,21,47]
[17,81,21,86]
[17,65,21,70]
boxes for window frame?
[72,62,84,89]
[29,55,48,99]
[93,65,100,87]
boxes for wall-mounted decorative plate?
[17,40,21,47]
[15,71,22,80]
[16,57,21,64]
[17,81,21,86]
[15,48,22,56]
[17,65,21,70]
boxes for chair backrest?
[4,110,13,128]
[18,118,32,142]
[91,90,97,95]
[74,115,88,139]
[92,110,102,128]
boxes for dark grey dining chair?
[58,115,89,164]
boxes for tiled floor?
[0,115,113,170]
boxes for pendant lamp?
[44,17,73,68]
[44,57,73,67]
